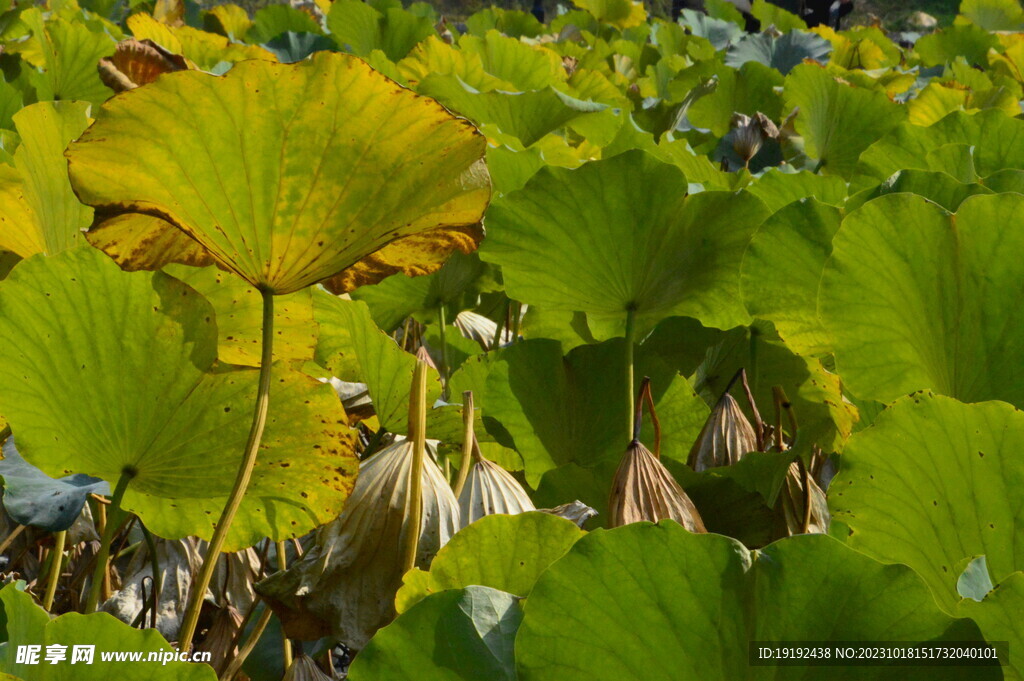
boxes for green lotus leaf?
[481,151,770,339]
[163,264,316,368]
[263,32,337,63]
[745,169,847,212]
[417,75,607,148]
[573,0,646,28]
[66,52,490,295]
[0,102,92,259]
[204,3,253,42]
[327,0,435,61]
[959,572,1024,680]
[820,193,1024,406]
[395,512,584,613]
[20,9,116,105]
[750,0,806,31]
[784,63,905,177]
[0,247,358,550]
[853,109,1024,191]
[687,62,783,137]
[844,169,992,213]
[479,338,708,485]
[515,524,992,681]
[464,8,545,39]
[313,291,444,434]
[830,393,1024,611]
[915,24,1000,67]
[678,9,744,50]
[0,438,109,532]
[348,586,521,681]
[0,584,215,681]
[959,0,1024,30]
[248,4,322,43]
[352,252,488,332]
[643,318,857,452]
[740,198,841,357]
[727,30,831,76]
[457,31,568,91]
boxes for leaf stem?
[401,360,428,575]
[179,288,275,650]
[220,606,272,681]
[437,305,449,400]
[624,309,636,440]
[276,541,293,668]
[85,468,134,614]
[490,299,510,349]
[0,524,25,555]
[452,391,474,498]
[42,530,65,611]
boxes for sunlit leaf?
[0,102,92,259]
[67,53,490,295]
[821,193,1024,406]
[481,151,770,339]
[0,248,358,550]
[515,524,992,681]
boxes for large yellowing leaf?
[0,101,92,258]
[67,52,490,295]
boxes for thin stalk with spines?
[42,530,66,611]
[452,391,475,498]
[401,360,428,575]
[85,468,134,613]
[179,288,275,650]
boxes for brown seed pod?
[608,378,706,532]
[731,112,780,164]
[778,460,830,537]
[687,392,758,472]
[283,653,336,681]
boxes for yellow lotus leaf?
[67,52,491,295]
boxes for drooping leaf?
[66,52,490,295]
[830,393,1024,611]
[0,247,358,550]
[820,193,1024,407]
[0,437,109,532]
[480,150,770,340]
[515,524,993,681]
